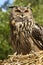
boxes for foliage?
[0,0,43,60]
[0,10,13,60]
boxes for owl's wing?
[31,23,43,49]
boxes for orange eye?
[25,10,29,12]
[15,10,21,12]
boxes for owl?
[9,6,42,54]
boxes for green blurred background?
[0,0,43,60]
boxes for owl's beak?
[21,14,24,17]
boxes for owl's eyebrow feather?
[9,6,18,8]
[9,6,31,9]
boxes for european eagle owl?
[9,6,35,54]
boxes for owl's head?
[10,6,34,33]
